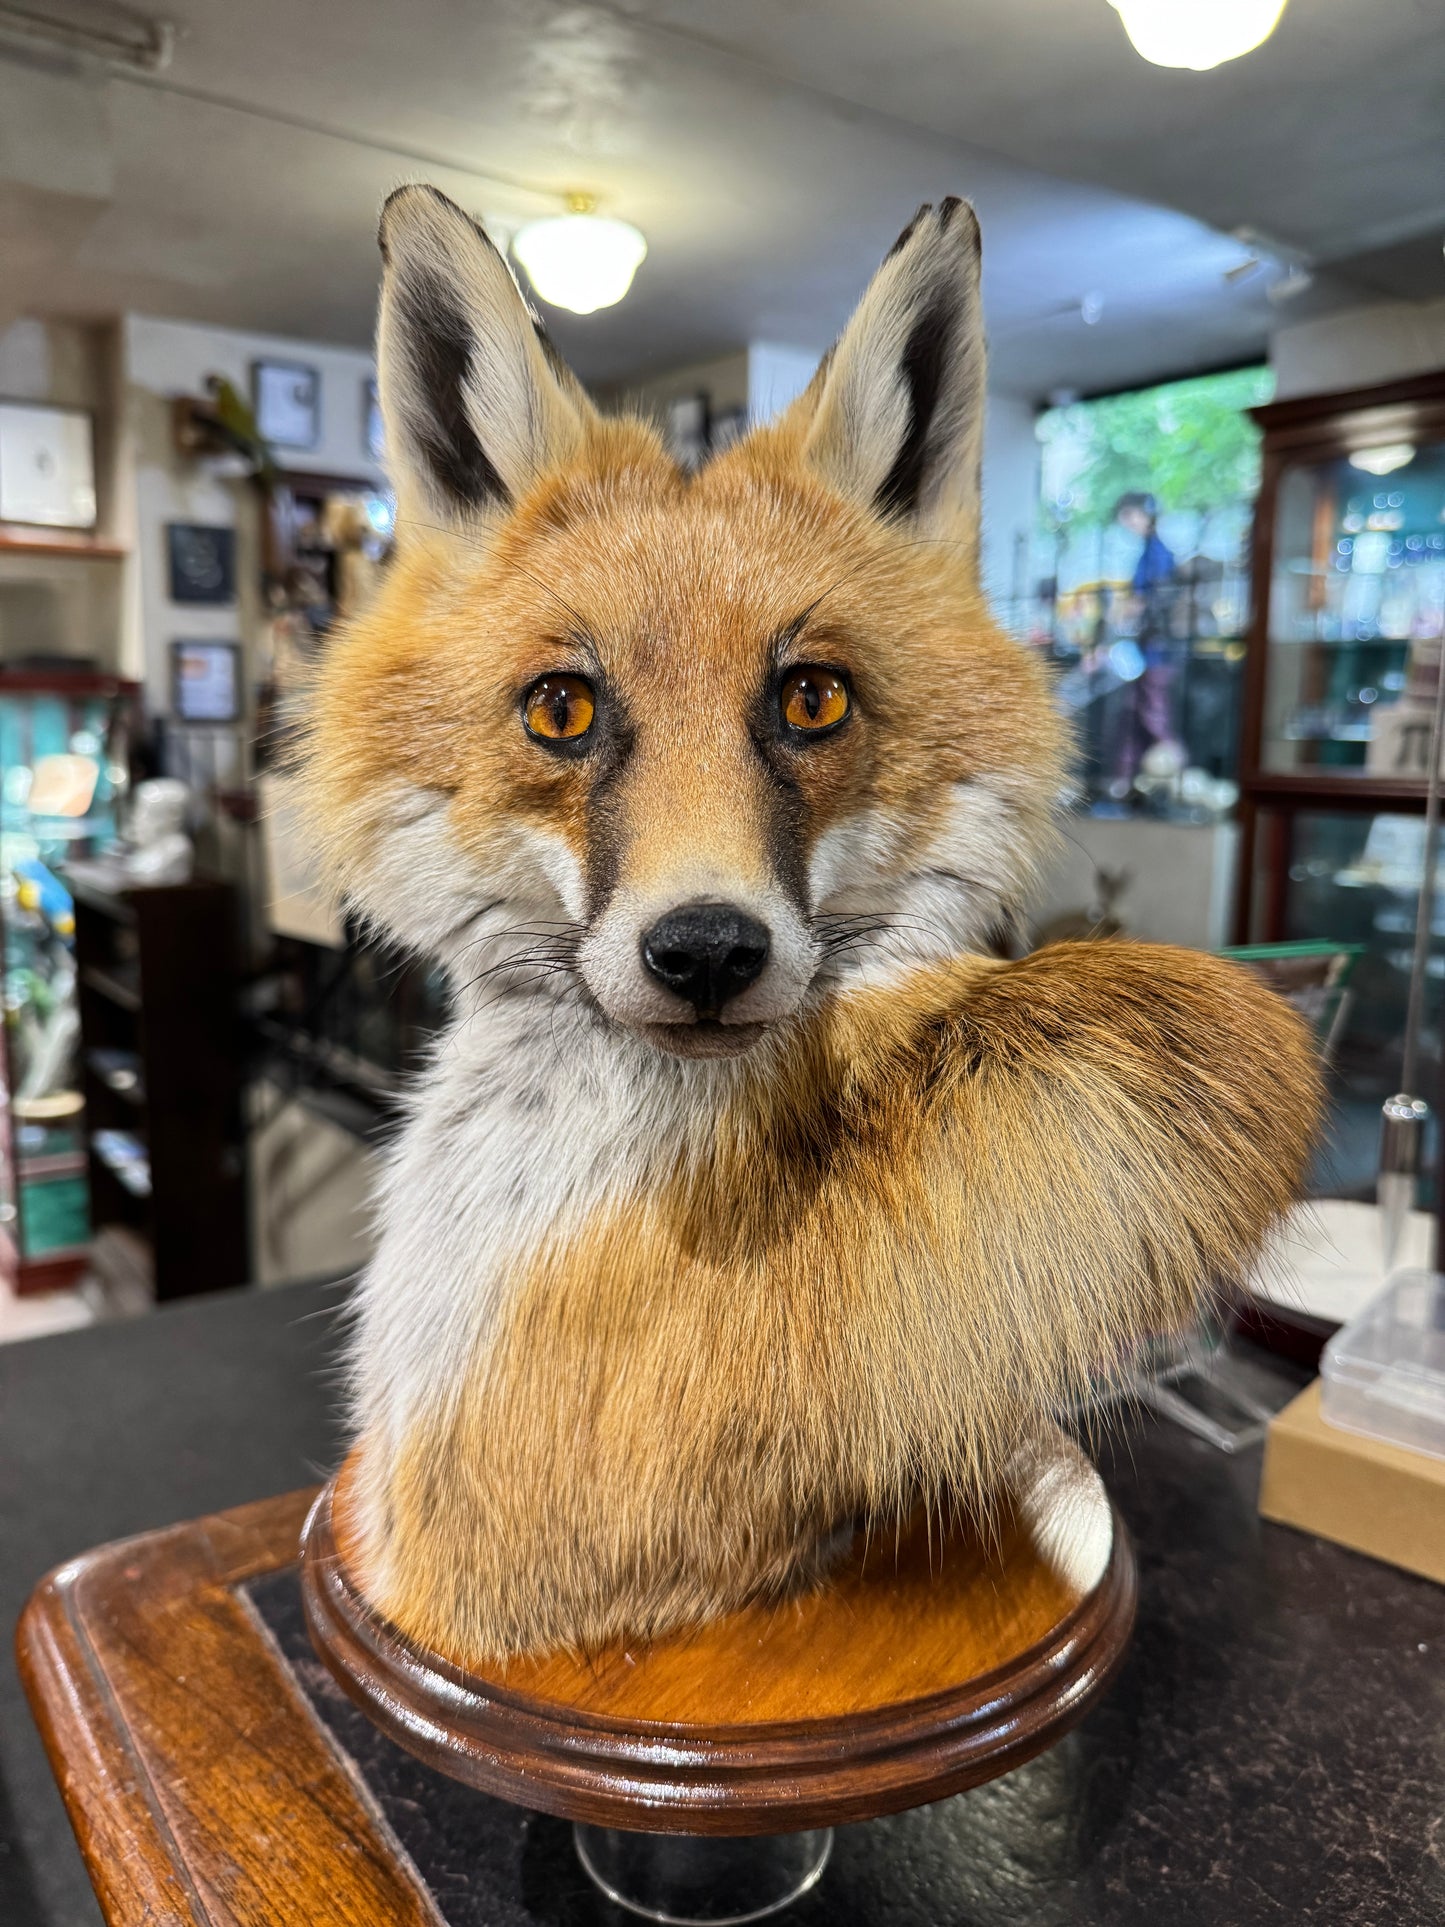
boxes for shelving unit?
[71,874,248,1301]
[1234,368,1445,1202]
[0,529,128,562]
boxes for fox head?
[309,187,1065,1059]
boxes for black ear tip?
[936,197,982,266]
[886,203,933,262]
[938,196,980,242]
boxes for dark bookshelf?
[71,874,248,1301]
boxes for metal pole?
[1379,637,1445,1271]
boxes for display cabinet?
[0,673,136,1292]
[1234,370,1445,1197]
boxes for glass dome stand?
[572,1824,833,1923]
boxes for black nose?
[641,902,771,1018]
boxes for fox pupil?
[551,690,570,733]
[801,682,822,721]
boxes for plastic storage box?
[1320,1269,1445,1463]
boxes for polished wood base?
[301,1453,1139,1835]
[17,1463,1135,1924]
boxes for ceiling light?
[512,197,647,315]
[1348,445,1416,477]
[1107,0,1288,70]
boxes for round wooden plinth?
[300,1458,1137,1836]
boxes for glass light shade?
[1348,444,1416,477]
[511,213,647,315]
[1107,0,1288,69]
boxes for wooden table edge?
[15,1487,443,1927]
[18,1558,209,1927]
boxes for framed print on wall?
[166,522,236,605]
[252,359,320,451]
[0,402,97,529]
[171,641,242,725]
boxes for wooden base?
[301,1453,1138,1836]
[17,1462,1136,1923]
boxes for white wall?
[1271,296,1445,402]
[603,350,750,424]
[0,316,110,412]
[981,392,1039,630]
[1032,816,1240,952]
[122,314,383,704]
[746,342,819,420]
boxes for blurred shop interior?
[1,0,1444,1341]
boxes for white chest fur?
[350,989,715,1499]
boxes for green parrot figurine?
[204,374,279,489]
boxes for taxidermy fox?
[308,185,1320,1665]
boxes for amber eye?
[779,667,850,737]
[524,674,596,745]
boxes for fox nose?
[641,902,771,1018]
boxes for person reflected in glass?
[1103,490,1186,807]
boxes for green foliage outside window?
[1039,366,1274,529]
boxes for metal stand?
[573,1824,833,1924]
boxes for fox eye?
[524,674,596,746]
[779,667,850,737]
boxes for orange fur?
[380,945,1318,1663]
[309,430,1059,929]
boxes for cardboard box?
[1259,1377,1445,1585]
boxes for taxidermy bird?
[306,187,1320,1666]
[203,374,278,488]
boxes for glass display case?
[1251,808,1439,1196]
[1258,449,1445,779]
[1236,370,1445,1202]
[0,674,135,1290]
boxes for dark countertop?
[3,1284,1443,1926]
[1,1280,351,1927]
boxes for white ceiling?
[3,0,1443,400]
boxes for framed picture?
[171,641,242,725]
[0,401,97,529]
[364,378,385,462]
[252,359,320,451]
[166,522,236,605]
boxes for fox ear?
[792,198,985,548]
[376,185,594,528]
